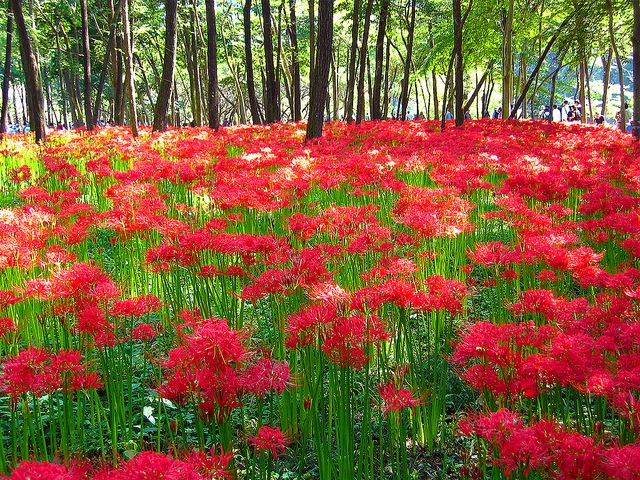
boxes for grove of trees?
[0,0,638,142]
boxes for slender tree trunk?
[244,0,261,123]
[287,0,301,121]
[80,0,93,129]
[205,0,219,129]
[510,12,575,118]
[114,32,124,124]
[383,40,392,119]
[122,0,137,136]
[453,0,463,126]
[94,0,120,126]
[308,0,315,79]
[1,0,13,135]
[501,0,514,118]
[305,0,333,141]
[463,62,493,114]
[399,0,416,120]
[10,0,45,142]
[331,51,338,120]
[356,0,373,124]
[344,0,360,122]
[372,0,389,120]
[633,0,640,138]
[153,0,177,132]
[601,48,612,116]
[262,0,279,122]
[606,0,625,131]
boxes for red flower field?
[0,119,639,478]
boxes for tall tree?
[121,0,137,136]
[356,0,374,124]
[287,0,301,121]
[262,0,279,122]
[205,0,219,129]
[372,0,389,120]
[10,0,45,142]
[633,0,639,139]
[1,0,13,135]
[501,0,514,118]
[453,0,464,125]
[306,0,333,141]
[399,0,417,120]
[153,0,177,132]
[244,0,261,123]
[344,0,360,122]
[80,0,93,129]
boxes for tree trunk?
[372,0,389,120]
[356,0,373,124]
[122,0,138,136]
[153,0,177,132]
[205,0,219,129]
[80,0,93,129]
[344,0,360,122]
[1,0,13,135]
[606,0,626,131]
[262,0,279,122]
[305,0,332,141]
[463,62,493,114]
[243,0,261,124]
[287,0,301,121]
[601,48,612,116]
[308,0,315,79]
[399,0,416,120]
[633,0,639,138]
[501,0,514,119]
[113,32,124,124]
[453,0,464,126]
[10,0,45,142]
[510,12,575,118]
[94,0,120,126]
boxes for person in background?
[562,100,570,121]
[594,113,605,126]
[552,105,561,122]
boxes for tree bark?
[634,0,639,138]
[308,0,315,79]
[601,48,612,116]
[121,0,138,136]
[344,0,360,122]
[205,0,219,129]
[510,12,575,119]
[262,0,279,122]
[453,0,464,126]
[606,0,625,132]
[372,0,389,120]
[501,0,514,119]
[153,0,177,132]
[94,0,119,126]
[1,0,13,135]
[10,0,45,142]
[244,0,261,123]
[287,0,301,121]
[399,0,416,120]
[355,0,374,124]
[305,0,332,141]
[80,0,93,129]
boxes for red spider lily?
[243,358,292,396]
[0,316,16,336]
[8,165,32,183]
[187,446,235,479]
[248,425,290,459]
[93,451,205,480]
[131,323,158,342]
[0,347,102,401]
[6,460,89,479]
[109,294,165,317]
[378,380,420,414]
